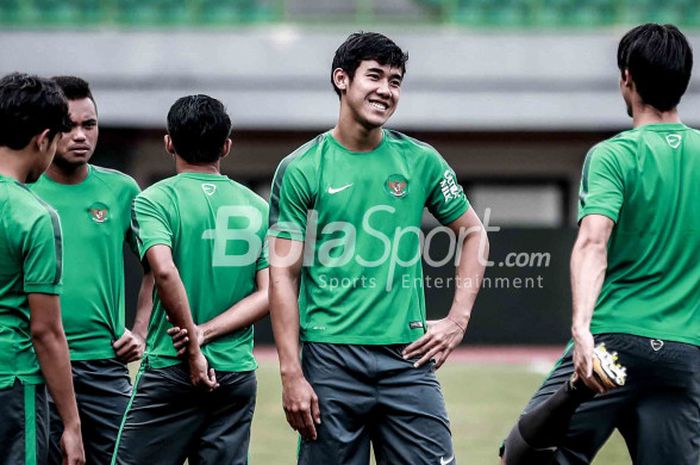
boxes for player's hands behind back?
[188,350,219,391]
[402,317,466,369]
[60,424,85,465]
[281,372,321,441]
[167,324,204,356]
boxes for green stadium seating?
[0,0,698,28]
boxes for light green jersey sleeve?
[132,191,174,259]
[123,177,142,256]
[425,150,469,225]
[21,205,63,295]
[268,158,315,242]
[256,203,270,271]
[578,143,625,223]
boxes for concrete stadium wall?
[2,27,700,130]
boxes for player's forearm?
[449,229,488,327]
[270,271,302,378]
[31,317,80,430]
[200,289,269,345]
[570,236,608,337]
[153,266,200,355]
[131,271,154,339]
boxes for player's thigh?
[190,370,257,465]
[372,346,454,465]
[72,359,132,465]
[625,338,700,465]
[112,364,205,465]
[298,343,375,465]
[0,381,49,465]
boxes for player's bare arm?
[570,214,614,394]
[168,269,269,356]
[146,244,218,391]
[269,236,321,441]
[403,207,488,368]
[114,271,154,362]
[29,293,85,465]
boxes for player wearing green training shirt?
[269,32,488,465]
[0,73,84,465]
[501,24,700,465]
[30,76,153,465]
[112,94,269,465]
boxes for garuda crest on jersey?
[385,174,409,198]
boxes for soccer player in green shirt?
[269,32,488,465]
[500,24,700,465]
[0,72,84,465]
[30,76,154,465]
[112,94,269,465]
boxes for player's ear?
[220,138,232,159]
[332,68,349,93]
[164,134,175,156]
[35,129,53,153]
[621,69,633,89]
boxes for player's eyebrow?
[82,118,97,126]
[366,67,403,82]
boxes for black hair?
[0,72,71,150]
[618,23,693,111]
[52,75,97,113]
[331,32,409,97]
[167,94,232,164]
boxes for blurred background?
[4,2,699,463]
[2,0,699,345]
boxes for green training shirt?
[31,165,140,360]
[132,172,269,371]
[269,129,469,345]
[579,122,700,345]
[0,176,62,388]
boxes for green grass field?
[248,360,630,465]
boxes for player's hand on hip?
[167,324,204,357]
[113,329,146,363]
[402,318,466,369]
[188,350,219,391]
[281,373,321,441]
[573,329,605,393]
[60,424,85,465]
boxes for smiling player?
[268,32,489,465]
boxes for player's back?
[133,172,268,372]
[584,123,700,344]
[0,176,62,387]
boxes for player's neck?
[175,156,221,175]
[632,105,681,128]
[45,162,89,185]
[0,148,33,183]
[332,120,383,152]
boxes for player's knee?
[501,424,556,465]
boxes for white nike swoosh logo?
[327,183,353,194]
[440,455,455,465]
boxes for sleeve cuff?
[24,283,62,295]
[578,207,619,224]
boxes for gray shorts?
[0,380,49,465]
[518,333,700,465]
[298,342,455,465]
[112,362,256,465]
[48,358,131,465]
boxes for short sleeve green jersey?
[578,123,700,345]
[0,176,62,388]
[132,173,269,371]
[31,165,140,360]
[269,130,469,345]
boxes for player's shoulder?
[276,133,327,174]
[586,130,638,162]
[225,178,269,211]
[91,165,140,193]
[0,179,57,226]
[384,129,443,161]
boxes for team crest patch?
[88,202,109,223]
[385,174,409,198]
[202,183,217,196]
[666,134,682,149]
